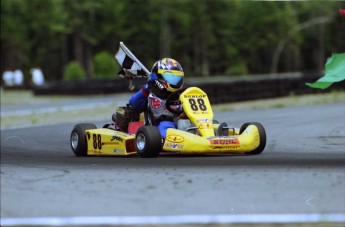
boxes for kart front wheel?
[70,123,97,157]
[240,122,266,155]
[135,126,162,158]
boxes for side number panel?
[93,134,102,150]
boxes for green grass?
[1,90,344,129]
[0,89,64,105]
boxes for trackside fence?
[31,73,344,104]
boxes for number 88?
[188,98,207,111]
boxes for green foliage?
[63,61,85,81]
[225,61,248,76]
[93,51,118,79]
[1,0,344,80]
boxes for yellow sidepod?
[163,128,211,153]
[86,128,136,156]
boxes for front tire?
[70,123,97,156]
[240,122,266,155]
[135,126,162,158]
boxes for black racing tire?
[240,122,266,155]
[135,126,162,158]
[218,122,229,136]
[70,123,97,157]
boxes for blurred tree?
[294,1,342,73]
[163,0,192,75]
[207,1,238,75]
[118,0,160,69]
[1,0,67,81]
[64,0,100,78]
[1,0,344,81]
[230,1,301,74]
[1,0,28,69]
[63,0,125,78]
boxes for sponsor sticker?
[212,146,240,150]
[198,122,212,129]
[165,143,184,150]
[111,136,123,142]
[209,137,239,145]
[93,149,102,154]
[166,135,184,143]
[196,118,210,123]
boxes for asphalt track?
[1,103,345,225]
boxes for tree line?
[1,0,344,82]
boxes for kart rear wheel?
[218,122,229,136]
[135,126,162,158]
[71,123,97,157]
[240,122,266,155]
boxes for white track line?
[1,214,345,226]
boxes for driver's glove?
[169,100,183,114]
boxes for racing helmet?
[150,58,184,94]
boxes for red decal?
[150,98,161,109]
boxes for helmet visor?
[158,70,184,87]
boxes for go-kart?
[70,86,266,158]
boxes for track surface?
[1,103,345,219]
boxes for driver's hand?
[169,100,181,106]
[168,100,183,113]
[178,112,188,119]
[117,69,135,78]
[170,104,182,112]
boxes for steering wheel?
[165,88,186,114]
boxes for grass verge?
[1,90,344,129]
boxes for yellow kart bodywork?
[85,128,136,156]
[163,87,262,154]
[82,122,261,156]
[163,125,259,154]
[70,86,266,157]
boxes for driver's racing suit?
[116,80,179,138]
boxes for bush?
[93,51,118,79]
[63,61,85,81]
[225,60,248,75]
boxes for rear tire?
[70,123,97,156]
[240,122,266,155]
[135,126,162,158]
[218,122,229,136]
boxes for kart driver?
[113,58,184,138]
